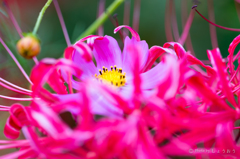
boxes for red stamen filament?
[0,81,31,96]
[67,72,73,94]
[181,0,195,56]
[0,94,33,101]
[132,0,141,33]
[97,0,105,36]
[178,8,195,45]
[170,0,179,41]
[165,0,174,42]
[0,105,11,109]
[113,15,124,42]
[4,1,23,38]
[0,37,33,85]
[193,6,240,32]
[4,1,39,64]
[229,65,240,83]
[0,109,9,111]
[207,0,218,48]
[110,15,124,42]
[123,0,131,38]
[0,77,32,93]
[53,0,71,46]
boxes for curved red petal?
[228,34,240,74]
[143,46,176,72]
[64,42,93,62]
[114,25,140,41]
[207,48,238,108]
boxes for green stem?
[75,0,125,42]
[32,0,53,35]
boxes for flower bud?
[17,36,41,59]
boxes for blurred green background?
[1,0,240,68]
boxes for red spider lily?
[1,39,240,158]
[2,30,240,158]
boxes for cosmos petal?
[92,35,122,70]
[122,36,149,78]
[140,61,170,90]
[72,49,97,80]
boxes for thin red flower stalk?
[181,0,195,56]
[207,0,218,49]
[132,0,141,33]
[53,0,71,46]
[193,5,240,32]
[165,0,174,42]
[178,7,195,46]
[123,0,131,38]
[170,0,180,41]
[0,37,33,85]
[97,0,105,36]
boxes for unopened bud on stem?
[17,35,41,59]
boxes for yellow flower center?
[95,65,126,87]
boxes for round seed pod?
[16,36,41,59]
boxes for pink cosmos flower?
[63,26,150,92]
[61,25,188,117]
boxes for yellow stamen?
[95,66,126,87]
[99,69,102,75]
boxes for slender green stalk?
[75,0,125,42]
[32,0,53,35]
